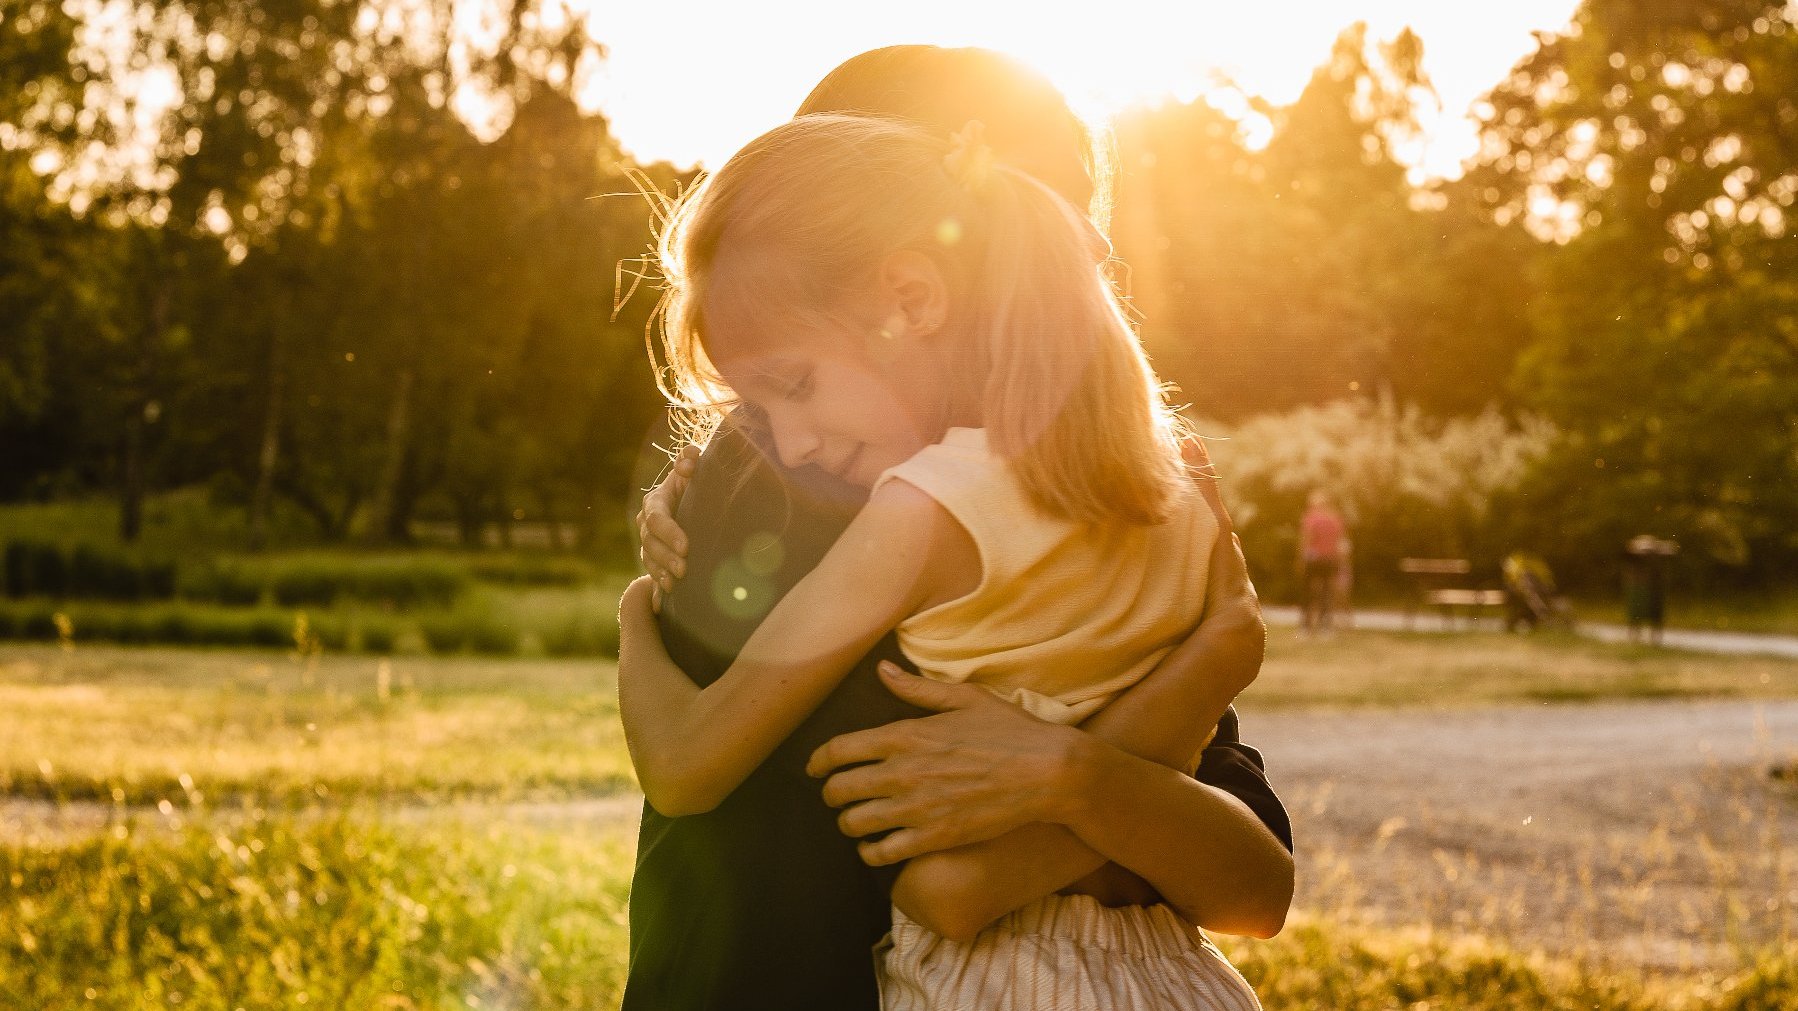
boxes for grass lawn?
[3,810,1791,1010]
[4,635,1797,1008]
[1,814,635,1009]
[0,644,632,805]
[1570,588,1798,637]
[0,490,636,658]
[1249,625,1798,709]
[5,627,1797,805]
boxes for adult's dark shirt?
[621,425,1292,1011]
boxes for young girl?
[620,113,1261,1009]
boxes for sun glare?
[570,0,1578,180]
[973,3,1313,118]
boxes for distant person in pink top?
[1298,491,1348,637]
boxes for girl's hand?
[618,574,659,634]
[637,444,699,610]
[807,662,1087,866]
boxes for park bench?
[1425,587,1508,628]
[1399,558,1507,629]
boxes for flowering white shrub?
[1201,398,1558,596]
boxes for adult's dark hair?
[795,45,1113,232]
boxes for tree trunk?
[540,488,564,551]
[366,364,414,543]
[119,280,166,544]
[383,457,417,543]
[367,219,435,545]
[454,491,483,548]
[331,487,363,542]
[120,410,144,543]
[280,474,337,540]
[247,322,287,551]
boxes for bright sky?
[576,0,1582,181]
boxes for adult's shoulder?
[679,422,862,537]
[658,421,863,670]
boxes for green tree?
[1114,25,1528,420]
[3,0,666,551]
[0,1,102,498]
[6,0,371,539]
[1470,0,1798,583]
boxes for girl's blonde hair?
[654,114,1187,527]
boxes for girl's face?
[710,313,947,489]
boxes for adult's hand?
[807,662,1085,866]
[1179,435,1230,529]
[637,444,699,610]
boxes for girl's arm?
[811,492,1283,938]
[1080,525,1264,770]
[1090,437,1267,771]
[816,666,1292,942]
[815,523,1260,856]
[617,479,964,817]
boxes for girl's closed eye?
[758,363,814,402]
[780,369,815,402]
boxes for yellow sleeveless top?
[871,428,1218,725]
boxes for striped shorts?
[877,893,1262,1011]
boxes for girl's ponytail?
[964,164,1188,526]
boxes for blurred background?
[2,0,1794,620]
[1,1,1795,1008]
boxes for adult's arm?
[810,445,1289,940]
[641,432,1291,933]
[810,530,1290,941]
[814,666,1292,941]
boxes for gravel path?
[1249,698,1798,968]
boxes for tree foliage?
[1,4,1791,592]
[2,0,678,547]
[1208,398,1556,597]
[1469,0,1798,582]
[1112,24,1539,421]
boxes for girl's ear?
[877,250,950,345]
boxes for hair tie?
[943,120,995,191]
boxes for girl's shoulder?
[865,471,950,524]
[864,471,973,556]
[865,469,982,614]
[873,428,1007,506]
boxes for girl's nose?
[767,408,820,470]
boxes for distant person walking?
[1624,535,1678,645]
[1298,491,1348,637]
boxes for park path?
[1247,697,1798,968]
[1263,605,1798,659]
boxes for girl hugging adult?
[618,46,1293,1011]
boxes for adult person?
[621,46,1292,1011]
[1297,490,1348,637]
